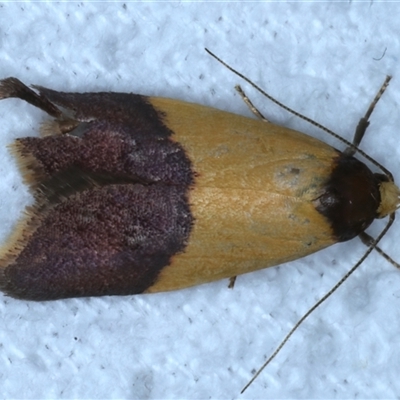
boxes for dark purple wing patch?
[0,79,194,300]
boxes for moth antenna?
[205,48,391,177]
[205,49,399,392]
[241,214,395,393]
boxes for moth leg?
[359,231,400,269]
[0,77,63,118]
[0,77,80,136]
[235,85,270,122]
[228,276,237,289]
[344,75,391,156]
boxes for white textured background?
[0,2,400,399]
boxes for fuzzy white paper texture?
[0,2,400,399]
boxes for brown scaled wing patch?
[0,87,194,300]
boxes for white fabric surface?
[0,2,400,399]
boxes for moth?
[0,56,398,306]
